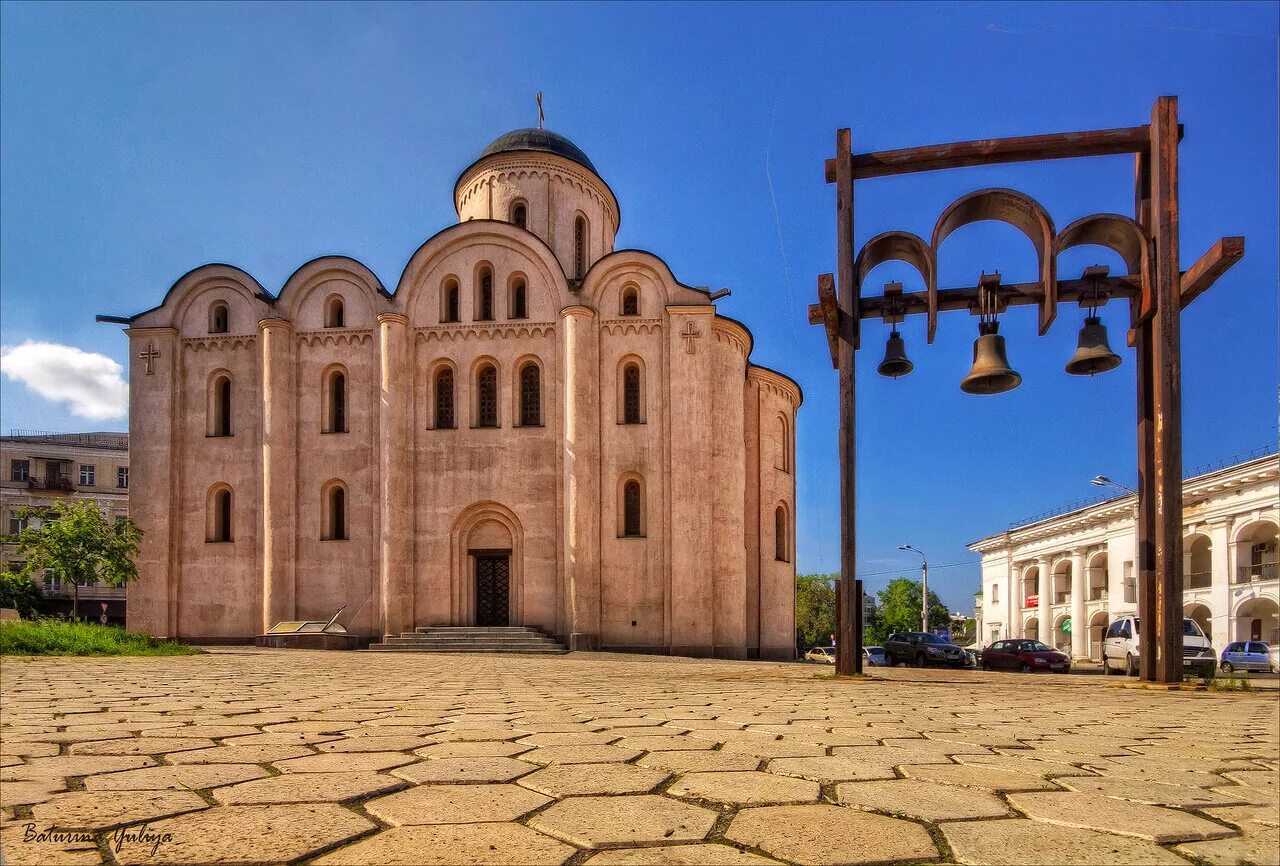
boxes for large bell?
[1064,316,1122,376]
[960,322,1022,395]
[877,330,914,378]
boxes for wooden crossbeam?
[808,273,840,369]
[1180,237,1244,308]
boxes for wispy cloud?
[1,341,128,420]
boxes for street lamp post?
[1091,475,1137,495]
[899,544,929,632]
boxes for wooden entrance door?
[474,555,510,626]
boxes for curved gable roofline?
[393,218,568,301]
[276,256,391,317]
[106,262,272,324]
[748,361,804,406]
[578,248,713,301]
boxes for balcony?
[1184,571,1212,590]
[1235,561,1278,585]
[41,584,127,600]
[27,476,75,494]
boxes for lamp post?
[1090,475,1137,495]
[899,544,929,632]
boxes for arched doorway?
[450,502,525,628]
[1053,613,1071,652]
[1184,534,1212,590]
[1235,597,1279,644]
[1022,617,1038,640]
[1184,602,1212,638]
[1088,611,1109,661]
[469,519,512,626]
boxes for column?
[259,319,296,633]
[560,306,600,650]
[1037,556,1052,645]
[1070,550,1087,659]
[710,320,747,659]
[378,313,412,639]
[1009,564,1022,641]
[1209,520,1232,650]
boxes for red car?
[980,639,1071,673]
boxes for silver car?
[1220,641,1273,673]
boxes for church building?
[107,127,801,658]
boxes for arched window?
[775,505,789,562]
[510,278,527,319]
[476,364,498,428]
[622,363,642,425]
[775,416,790,472]
[324,295,345,328]
[324,368,347,433]
[623,479,643,537]
[323,482,347,541]
[519,363,541,426]
[434,367,455,430]
[207,486,233,542]
[441,279,460,323]
[574,215,587,279]
[511,201,527,229]
[209,374,233,437]
[621,286,640,316]
[477,268,494,321]
[209,302,229,334]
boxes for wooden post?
[1149,96,1184,684]
[1133,149,1157,682]
[835,127,858,677]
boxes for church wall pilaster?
[259,318,296,632]
[560,305,601,649]
[711,319,749,659]
[377,313,413,638]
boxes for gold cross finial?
[537,92,544,129]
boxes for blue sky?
[2,1,1275,611]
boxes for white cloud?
[1,341,129,420]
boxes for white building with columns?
[970,450,1279,660]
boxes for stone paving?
[0,650,1277,865]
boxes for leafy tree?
[795,573,836,651]
[0,571,42,619]
[12,500,142,620]
[865,577,950,645]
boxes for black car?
[883,632,967,668]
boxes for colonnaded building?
[106,127,801,658]
[971,449,1279,659]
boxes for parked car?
[863,646,887,667]
[1101,615,1215,677]
[1271,644,1280,674]
[1220,641,1272,673]
[980,639,1071,673]
[804,646,835,664]
[883,632,966,668]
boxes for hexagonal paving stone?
[0,821,102,865]
[110,803,376,865]
[766,757,897,784]
[530,795,717,848]
[2,755,158,780]
[165,744,314,764]
[414,741,532,759]
[586,844,783,864]
[138,724,259,739]
[83,764,269,791]
[67,736,218,756]
[518,762,669,796]
[313,823,576,865]
[520,744,643,765]
[272,751,417,774]
[392,756,536,784]
[1177,826,1280,866]
[31,789,208,831]
[836,779,1013,821]
[637,750,761,774]
[668,771,818,805]
[1,778,68,807]
[899,763,1060,791]
[1057,775,1252,808]
[832,745,968,767]
[725,804,938,865]
[0,742,62,758]
[941,818,1188,865]
[1006,791,1239,843]
[431,726,528,742]
[317,735,434,753]
[365,783,551,825]
[212,771,406,805]
[516,731,619,746]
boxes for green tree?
[795,573,837,651]
[0,571,42,618]
[13,500,142,620]
[866,577,950,645]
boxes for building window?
[519,363,541,426]
[991,583,999,603]
[324,295,345,328]
[622,363,642,424]
[117,467,129,489]
[510,278,528,319]
[8,513,27,537]
[574,216,588,279]
[78,465,95,486]
[1123,561,1135,604]
[476,364,498,428]
[209,302,229,334]
[775,506,789,562]
[207,487,233,542]
[775,416,790,472]
[511,201,527,229]
[323,482,347,541]
[324,368,348,433]
[209,374,233,437]
[623,479,643,537]
[621,286,639,316]
[434,367,455,429]
[477,268,494,321]
[10,459,29,482]
[441,279,460,323]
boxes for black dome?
[474,128,599,175]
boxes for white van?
[1101,616,1215,677]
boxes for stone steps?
[367,626,568,654]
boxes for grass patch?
[1200,666,1253,692]
[0,619,202,657]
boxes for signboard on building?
[1025,594,1039,608]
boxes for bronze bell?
[960,322,1022,395]
[1064,316,1122,376]
[877,330,914,378]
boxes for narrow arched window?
[623,364,642,424]
[574,216,587,279]
[324,484,347,541]
[208,487,233,542]
[776,417,790,472]
[435,367,455,430]
[511,201,527,229]
[210,375,233,437]
[477,269,494,321]
[775,506,789,562]
[511,279,527,319]
[520,363,541,426]
[477,365,498,428]
[324,296,345,328]
[621,287,639,316]
[442,280,460,323]
[210,302,229,334]
[325,370,347,433]
[623,480,642,537]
